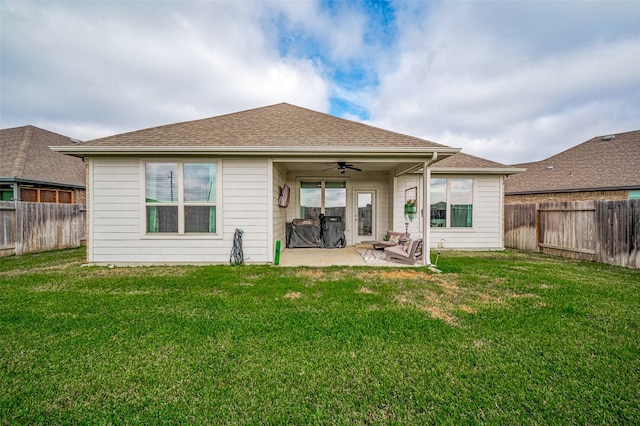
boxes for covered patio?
[273,155,450,267]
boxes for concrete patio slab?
[277,245,427,267]
[278,246,367,267]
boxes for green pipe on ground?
[274,239,281,265]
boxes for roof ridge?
[279,103,449,147]
[595,129,640,138]
[513,130,640,166]
[11,125,34,177]
[84,102,448,148]
[84,102,290,144]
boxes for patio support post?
[423,158,432,266]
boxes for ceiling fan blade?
[323,161,361,172]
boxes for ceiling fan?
[323,161,362,174]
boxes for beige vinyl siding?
[272,163,287,252]
[88,156,270,265]
[89,158,140,263]
[394,174,424,237]
[394,174,504,250]
[221,158,270,262]
[285,178,300,224]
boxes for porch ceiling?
[275,159,423,176]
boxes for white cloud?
[1,1,330,140]
[1,0,639,166]
[270,1,370,63]
[372,1,640,164]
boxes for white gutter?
[394,149,460,177]
[50,145,461,157]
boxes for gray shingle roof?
[433,152,517,171]
[79,103,449,149]
[505,130,640,194]
[0,125,86,187]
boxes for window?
[14,187,73,203]
[145,161,218,234]
[430,179,447,227]
[324,181,347,220]
[58,191,73,204]
[430,178,473,228]
[300,180,346,221]
[0,185,13,201]
[300,181,322,219]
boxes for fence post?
[0,201,17,256]
[535,206,541,252]
[15,201,23,255]
[594,201,602,264]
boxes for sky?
[1,0,639,165]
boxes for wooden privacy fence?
[0,201,86,257]
[505,200,640,269]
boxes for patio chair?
[384,238,423,265]
[367,230,408,250]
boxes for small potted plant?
[403,187,417,239]
[404,199,416,222]
[403,199,416,238]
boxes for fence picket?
[504,203,538,251]
[0,201,86,256]
[506,200,639,269]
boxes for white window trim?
[431,176,475,229]
[140,159,222,239]
[296,177,350,219]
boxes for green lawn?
[1,248,638,424]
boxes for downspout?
[422,152,438,266]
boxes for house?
[0,125,86,203]
[505,130,640,204]
[51,103,520,266]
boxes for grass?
[1,248,639,424]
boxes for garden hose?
[230,228,244,265]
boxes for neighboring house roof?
[505,129,640,194]
[432,152,523,175]
[52,103,460,158]
[0,125,86,188]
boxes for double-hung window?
[145,161,218,234]
[430,178,473,228]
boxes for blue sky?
[273,0,397,120]
[1,0,639,164]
